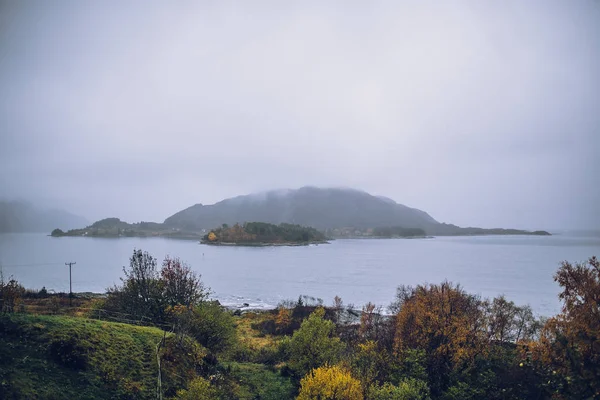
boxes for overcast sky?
[1,1,599,230]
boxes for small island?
[201,222,328,246]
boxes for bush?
[48,335,89,370]
[173,377,219,400]
[367,380,430,400]
[298,364,363,400]
[0,272,25,313]
[187,301,237,353]
[286,307,345,379]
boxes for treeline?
[203,222,327,244]
[50,217,205,240]
[372,226,426,237]
[2,254,598,399]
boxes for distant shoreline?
[200,240,330,247]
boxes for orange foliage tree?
[393,281,487,394]
[525,257,600,398]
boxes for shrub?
[0,273,25,313]
[298,364,363,400]
[173,377,220,400]
[367,380,430,400]
[188,301,237,353]
[287,307,345,379]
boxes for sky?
[1,0,599,230]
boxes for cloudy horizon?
[1,1,599,231]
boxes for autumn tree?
[359,302,385,341]
[485,295,540,344]
[105,249,208,325]
[297,364,363,400]
[393,282,487,395]
[526,257,600,398]
[162,256,207,309]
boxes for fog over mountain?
[1,1,599,230]
[0,200,88,233]
[164,187,437,231]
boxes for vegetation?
[372,226,426,238]
[285,307,345,379]
[297,364,363,400]
[0,314,205,399]
[104,250,208,325]
[523,256,600,398]
[202,222,327,245]
[49,187,551,240]
[50,217,204,240]
[1,252,597,399]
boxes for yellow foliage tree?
[297,364,363,400]
[207,232,217,242]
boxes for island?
[50,187,552,240]
[201,222,329,246]
[50,218,205,240]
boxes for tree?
[287,307,345,379]
[161,256,207,308]
[527,257,600,398]
[297,364,363,400]
[484,296,540,344]
[106,249,164,323]
[393,282,487,395]
[105,249,208,325]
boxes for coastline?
[200,240,330,247]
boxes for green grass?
[0,314,204,399]
[224,362,295,400]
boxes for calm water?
[1,233,599,316]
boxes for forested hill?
[0,200,88,233]
[164,187,549,236]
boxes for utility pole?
[65,262,76,306]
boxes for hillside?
[164,187,549,236]
[0,314,204,399]
[0,200,88,233]
[165,187,438,232]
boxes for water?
[1,233,598,316]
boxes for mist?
[1,1,599,230]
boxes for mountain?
[0,200,89,233]
[164,187,438,232]
[163,186,547,236]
